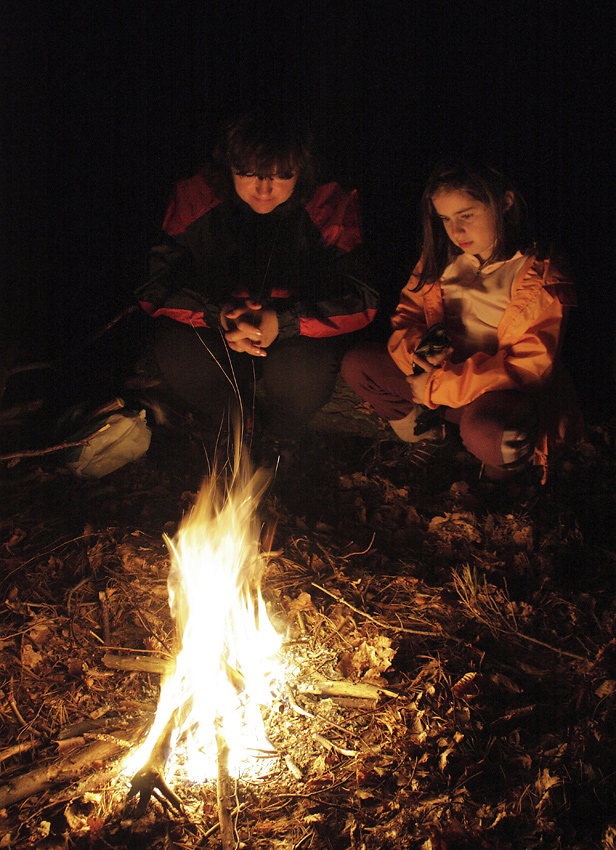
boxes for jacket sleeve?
[136,231,225,328]
[134,175,223,328]
[275,184,378,339]
[423,257,572,409]
[387,259,430,371]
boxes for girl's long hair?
[209,110,317,205]
[413,162,532,291]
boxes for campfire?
[1,414,614,848]
[122,443,285,836]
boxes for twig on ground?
[312,582,443,638]
[0,424,111,462]
[99,590,111,645]
[130,604,175,656]
[0,740,41,766]
[452,567,591,664]
[286,685,314,719]
[8,678,36,733]
[340,533,376,559]
[313,733,358,757]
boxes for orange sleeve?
[424,263,567,409]
[387,260,430,375]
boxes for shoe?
[404,434,449,471]
[390,407,446,444]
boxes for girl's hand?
[405,354,436,404]
[405,345,453,403]
[221,301,279,356]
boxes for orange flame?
[125,449,283,782]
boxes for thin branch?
[452,568,591,664]
[88,304,139,343]
[8,678,35,733]
[0,424,111,462]
[313,733,359,757]
[0,740,41,766]
[312,582,443,638]
[340,533,376,559]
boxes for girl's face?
[431,188,497,261]
[232,168,298,214]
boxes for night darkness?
[3,1,615,413]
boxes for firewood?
[304,679,398,700]
[102,652,174,675]
[0,735,133,809]
[125,710,186,822]
[215,718,235,850]
[88,304,138,343]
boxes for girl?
[342,162,581,483]
[135,111,378,466]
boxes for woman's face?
[431,188,497,260]
[232,168,298,214]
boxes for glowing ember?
[124,450,284,783]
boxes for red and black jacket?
[136,171,378,339]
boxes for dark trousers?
[154,319,343,441]
[341,342,538,480]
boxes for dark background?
[3,1,615,412]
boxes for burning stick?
[215,717,236,850]
[126,711,184,818]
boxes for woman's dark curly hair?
[413,161,532,291]
[209,110,317,205]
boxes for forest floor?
[0,373,615,850]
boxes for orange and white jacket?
[388,253,583,480]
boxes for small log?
[313,733,358,757]
[102,653,174,676]
[0,399,46,423]
[302,679,398,700]
[0,735,131,809]
[215,718,235,850]
[7,361,56,377]
[284,754,302,779]
[127,767,183,818]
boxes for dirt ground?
[0,371,615,849]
